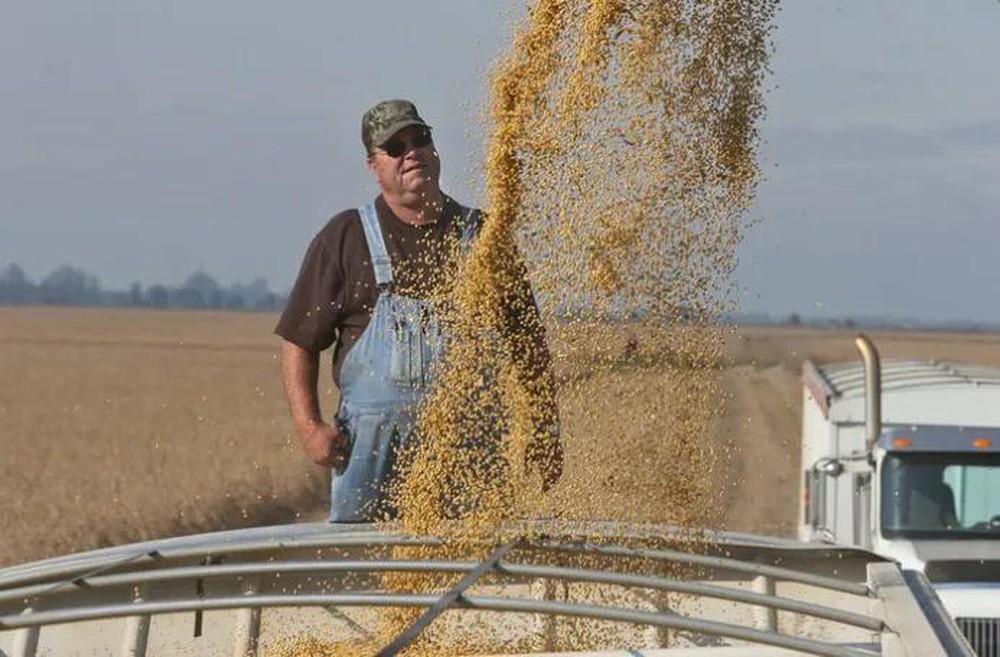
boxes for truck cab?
[799,350,1000,656]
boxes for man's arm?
[281,339,348,469]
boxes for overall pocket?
[389,299,442,387]
[390,317,413,384]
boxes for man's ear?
[366,155,379,178]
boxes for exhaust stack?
[854,333,882,452]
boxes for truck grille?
[956,617,1000,657]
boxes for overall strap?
[458,205,483,256]
[358,203,393,286]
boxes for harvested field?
[3,307,999,567]
[0,307,327,567]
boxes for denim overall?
[330,202,480,522]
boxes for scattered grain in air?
[271,0,777,654]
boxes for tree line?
[0,263,286,311]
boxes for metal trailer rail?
[0,522,976,657]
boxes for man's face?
[368,125,441,203]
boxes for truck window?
[881,452,1000,539]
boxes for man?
[276,99,561,522]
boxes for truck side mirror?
[818,459,844,478]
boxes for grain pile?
[270,0,778,654]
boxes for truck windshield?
[881,452,1000,539]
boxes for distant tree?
[171,270,224,309]
[0,264,285,311]
[38,265,100,305]
[248,276,268,296]
[101,290,131,307]
[128,282,144,307]
[208,288,225,310]
[0,263,33,303]
[184,271,220,297]
[255,292,282,311]
[225,293,246,311]
[147,285,169,308]
[230,276,271,309]
[173,286,206,309]
[787,312,802,326]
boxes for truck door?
[833,426,866,542]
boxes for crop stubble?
[0,307,324,568]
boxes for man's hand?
[300,420,350,469]
[281,340,349,470]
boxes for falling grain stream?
[272,1,778,654]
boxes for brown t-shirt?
[275,194,548,387]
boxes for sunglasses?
[379,128,432,158]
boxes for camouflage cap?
[361,99,432,154]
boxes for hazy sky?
[3,1,999,322]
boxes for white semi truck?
[799,335,1000,657]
